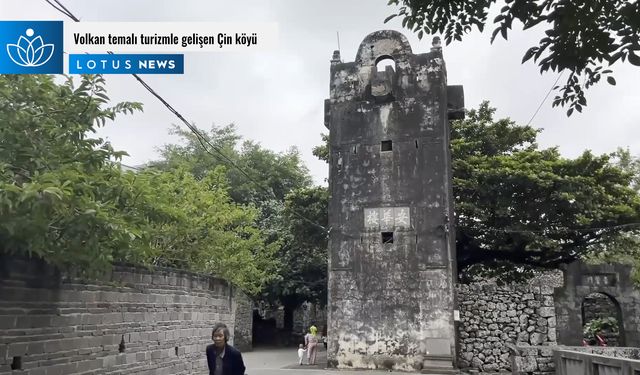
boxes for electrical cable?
[525,71,564,127]
[45,0,329,234]
[44,1,640,240]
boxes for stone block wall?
[232,291,253,352]
[456,282,559,372]
[0,256,252,375]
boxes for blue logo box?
[0,21,64,74]
[70,54,184,74]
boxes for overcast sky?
[3,0,640,185]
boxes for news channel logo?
[0,21,63,74]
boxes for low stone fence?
[510,346,640,375]
[554,349,640,375]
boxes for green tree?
[0,75,279,293]
[385,0,640,115]
[452,102,640,280]
[154,124,312,206]
[584,148,640,284]
[0,74,145,272]
[136,167,279,294]
[312,133,330,163]
[153,124,328,305]
[612,147,640,192]
[261,186,329,327]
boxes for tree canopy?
[0,75,145,271]
[152,123,328,307]
[0,75,279,294]
[452,102,640,280]
[261,186,329,310]
[385,0,640,115]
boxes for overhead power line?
[42,1,640,241]
[45,0,328,233]
[525,71,564,127]
[479,222,640,234]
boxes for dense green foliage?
[263,186,329,308]
[151,123,328,306]
[583,317,619,340]
[0,75,278,294]
[135,167,279,293]
[452,102,640,280]
[386,0,640,115]
[0,75,144,270]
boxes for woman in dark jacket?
[206,323,246,375]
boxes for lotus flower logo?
[6,28,55,67]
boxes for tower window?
[376,56,396,72]
[381,232,394,244]
[11,357,22,370]
[381,140,392,152]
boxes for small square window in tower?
[381,140,392,152]
[381,231,394,244]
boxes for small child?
[297,344,307,365]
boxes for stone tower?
[325,30,464,372]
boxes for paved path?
[243,346,424,375]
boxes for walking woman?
[304,325,320,365]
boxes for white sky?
[3,0,639,185]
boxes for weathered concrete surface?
[554,261,640,347]
[325,30,463,372]
[0,255,251,374]
[510,346,640,375]
[243,347,434,375]
[552,349,640,375]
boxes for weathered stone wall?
[293,302,327,336]
[457,282,558,372]
[511,346,640,375]
[232,290,253,352]
[0,256,251,375]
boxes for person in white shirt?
[297,344,307,365]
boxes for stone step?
[421,369,458,375]
[423,357,454,367]
[421,356,457,374]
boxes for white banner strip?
[64,22,278,52]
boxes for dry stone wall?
[0,256,252,375]
[456,276,562,372]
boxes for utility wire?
[46,0,77,21]
[525,71,564,127]
[46,0,328,234]
[480,222,640,234]
[42,1,640,239]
